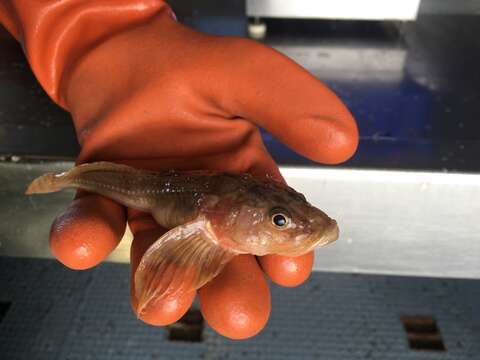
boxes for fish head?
[208,179,339,257]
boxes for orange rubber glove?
[1,1,358,339]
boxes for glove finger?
[198,254,270,340]
[221,38,359,164]
[259,252,314,288]
[49,193,126,270]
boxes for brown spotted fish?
[26,162,339,313]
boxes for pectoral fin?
[134,218,235,315]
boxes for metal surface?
[282,167,480,279]
[2,161,479,279]
[271,43,407,83]
[419,0,480,15]
[260,16,480,172]
[1,257,479,359]
[0,161,132,263]
[247,0,421,20]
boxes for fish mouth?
[309,219,339,250]
[323,220,339,245]
[283,219,339,257]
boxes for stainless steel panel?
[419,0,480,15]
[282,167,480,279]
[0,161,133,263]
[247,0,421,21]
[1,162,479,279]
[271,44,406,83]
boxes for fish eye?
[270,208,291,229]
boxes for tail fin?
[25,172,71,194]
[25,162,138,195]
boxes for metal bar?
[270,44,407,83]
[282,167,480,279]
[246,0,421,21]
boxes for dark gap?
[401,315,440,334]
[407,334,446,351]
[167,309,204,342]
[0,302,12,322]
[401,315,446,352]
[259,18,402,43]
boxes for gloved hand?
[1,1,358,339]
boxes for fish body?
[26,162,339,313]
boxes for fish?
[26,162,339,314]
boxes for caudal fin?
[25,162,140,196]
[25,172,71,194]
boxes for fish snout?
[321,219,339,246]
[307,218,339,251]
[288,218,339,256]
[307,207,339,246]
